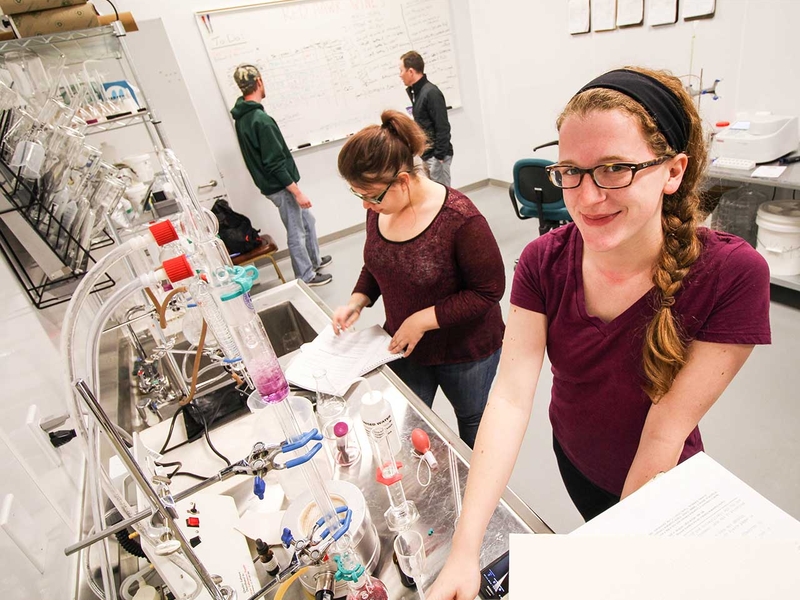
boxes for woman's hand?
[426,550,481,600]
[331,304,361,334]
[389,311,430,356]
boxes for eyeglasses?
[349,171,409,205]
[545,156,670,190]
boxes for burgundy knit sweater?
[353,188,505,366]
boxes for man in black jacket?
[400,51,453,187]
[231,64,332,287]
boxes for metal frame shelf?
[0,156,115,309]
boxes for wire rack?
[0,144,115,309]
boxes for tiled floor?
[257,183,800,533]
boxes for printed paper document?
[285,325,402,395]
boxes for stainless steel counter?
[123,280,551,598]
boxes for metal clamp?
[281,505,353,565]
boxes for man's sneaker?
[306,272,333,287]
[316,255,333,269]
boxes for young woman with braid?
[428,67,771,600]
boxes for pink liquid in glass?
[347,578,389,600]
[250,358,289,404]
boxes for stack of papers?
[284,325,402,395]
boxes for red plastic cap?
[149,220,179,246]
[715,121,730,127]
[162,255,194,283]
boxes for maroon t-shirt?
[353,188,505,366]
[511,223,771,495]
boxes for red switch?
[186,517,200,528]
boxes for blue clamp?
[253,475,265,500]
[272,429,324,470]
[281,527,295,548]
[315,506,353,542]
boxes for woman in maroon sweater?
[333,110,505,447]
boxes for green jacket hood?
[230,97,264,120]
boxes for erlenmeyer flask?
[313,368,347,425]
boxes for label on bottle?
[362,413,401,455]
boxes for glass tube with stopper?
[215,268,344,542]
[372,425,419,531]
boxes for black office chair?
[508,158,572,236]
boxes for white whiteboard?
[196,0,462,151]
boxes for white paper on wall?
[568,0,591,34]
[684,0,716,20]
[650,0,679,26]
[591,0,617,32]
[616,0,643,27]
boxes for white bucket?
[122,153,154,183]
[756,200,800,276]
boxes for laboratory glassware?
[334,536,389,600]
[372,425,419,531]
[393,530,428,600]
[323,419,361,467]
[314,368,347,425]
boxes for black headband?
[577,69,690,153]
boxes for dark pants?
[553,436,620,522]
[389,349,500,448]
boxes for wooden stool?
[231,234,286,284]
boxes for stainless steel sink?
[114,299,318,435]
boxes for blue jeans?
[425,155,452,187]
[389,349,500,448]
[266,188,321,283]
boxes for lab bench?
[92,280,551,600]
[706,160,800,293]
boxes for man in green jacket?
[231,64,332,286]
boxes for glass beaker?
[322,418,361,467]
[393,531,427,600]
[313,369,347,425]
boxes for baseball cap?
[233,64,261,93]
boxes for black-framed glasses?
[545,156,670,190]
[349,171,409,205]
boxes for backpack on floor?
[211,198,263,255]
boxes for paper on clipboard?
[284,325,402,396]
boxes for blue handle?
[282,428,323,453]
[281,527,294,548]
[284,442,322,469]
[253,475,265,500]
[318,506,353,541]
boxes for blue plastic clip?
[253,475,265,500]
[281,527,294,548]
[316,506,353,541]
